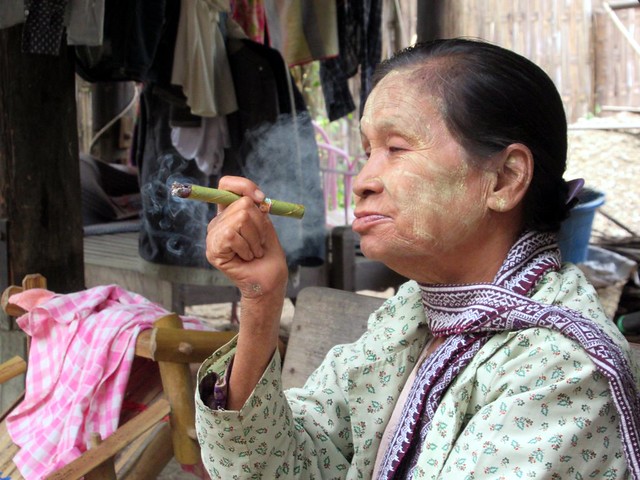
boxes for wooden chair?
[281,286,385,390]
[0,273,239,480]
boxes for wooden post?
[0,23,84,407]
[153,314,201,466]
[0,24,84,297]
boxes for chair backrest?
[282,286,385,390]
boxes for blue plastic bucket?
[557,188,605,264]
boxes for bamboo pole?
[0,356,26,384]
[135,328,236,363]
[153,314,200,466]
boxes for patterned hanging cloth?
[376,230,640,479]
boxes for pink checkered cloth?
[6,285,203,479]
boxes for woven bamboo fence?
[594,3,640,114]
[439,0,640,123]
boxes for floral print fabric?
[196,264,636,479]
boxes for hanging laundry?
[75,0,171,82]
[263,0,339,66]
[231,0,267,43]
[0,0,27,29]
[171,116,231,176]
[1,0,105,47]
[21,0,69,55]
[65,0,105,46]
[135,84,215,268]
[171,0,245,118]
[223,38,326,267]
[320,0,383,121]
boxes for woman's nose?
[352,154,384,198]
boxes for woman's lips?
[352,213,390,231]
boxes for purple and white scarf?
[377,230,640,479]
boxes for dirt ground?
[565,113,640,238]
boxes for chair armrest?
[0,356,26,384]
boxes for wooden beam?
[0,356,26,384]
[135,328,236,363]
[608,0,640,10]
[45,398,171,480]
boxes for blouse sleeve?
[195,336,354,479]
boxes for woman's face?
[352,69,498,283]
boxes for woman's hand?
[205,176,288,410]
[205,176,288,300]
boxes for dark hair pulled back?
[372,38,570,232]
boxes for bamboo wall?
[594,3,640,113]
[439,0,640,123]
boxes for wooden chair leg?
[154,314,200,466]
[120,423,174,480]
[85,433,117,480]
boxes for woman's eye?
[389,146,405,153]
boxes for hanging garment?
[171,116,231,176]
[1,0,104,46]
[319,0,383,121]
[75,0,170,82]
[21,0,69,55]
[6,285,203,479]
[135,85,215,268]
[223,38,326,266]
[0,0,26,29]
[65,0,105,46]
[171,0,241,117]
[263,0,339,66]
[230,0,266,43]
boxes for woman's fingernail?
[255,189,266,202]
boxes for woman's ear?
[487,144,533,213]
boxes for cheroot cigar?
[170,182,305,219]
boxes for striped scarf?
[376,231,640,479]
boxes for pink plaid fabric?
[6,285,203,479]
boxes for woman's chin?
[357,239,387,263]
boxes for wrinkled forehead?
[361,66,447,141]
[364,66,445,116]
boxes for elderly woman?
[195,39,640,479]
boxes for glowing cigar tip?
[170,182,192,198]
